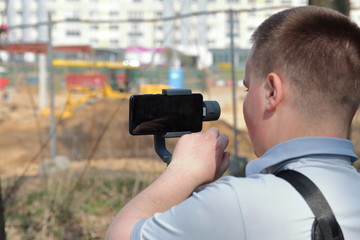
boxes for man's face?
[243,49,267,157]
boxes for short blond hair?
[251,6,360,123]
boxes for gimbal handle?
[154,132,190,164]
[154,134,172,164]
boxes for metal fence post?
[47,13,56,159]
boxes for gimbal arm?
[154,134,172,164]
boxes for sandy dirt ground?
[0,85,253,179]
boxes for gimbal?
[154,89,221,164]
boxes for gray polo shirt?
[131,137,360,240]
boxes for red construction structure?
[0,78,9,89]
[66,74,106,89]
[0,43,92,54]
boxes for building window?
[89,11,98,18]
[248,11,255,17]
[226,33,239,37]
[110,25,119,30]
[128,11,143,19]
[129,38,139,46]
[64,52,78,59]
[110,11,119,17]
[90,25,98,30]
[90,38,98,45]
[110,39,119,46]
[247,26,256,32]
[66,30,81,37]
[66,11,80,20]
[131,23,140,31]
[128,32,143,37]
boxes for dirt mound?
[57,98,254,160]
[57,98,158,160]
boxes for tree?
[309,0,350,16]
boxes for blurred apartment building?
[0,0,359,68]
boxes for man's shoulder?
[216,174,284,188]
[210,174,291,199]
[208,174,314,236]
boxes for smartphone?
[129,93,203,135]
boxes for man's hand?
[169,127,230,187]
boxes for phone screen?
[129,94,203,135]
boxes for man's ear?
[265,72,284,111]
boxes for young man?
[106,6,360,240]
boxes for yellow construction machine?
[42,59,170,119]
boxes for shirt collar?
[245,137,358,176]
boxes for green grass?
[3,168,152,240]
[3,160,359,239]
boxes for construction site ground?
[0,85,255,179]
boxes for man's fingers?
[206,127,220,137]
[216,152,230,179]
[217,134,230,151]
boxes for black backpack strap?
[276,170,344,240]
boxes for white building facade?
[0,0,359,63]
